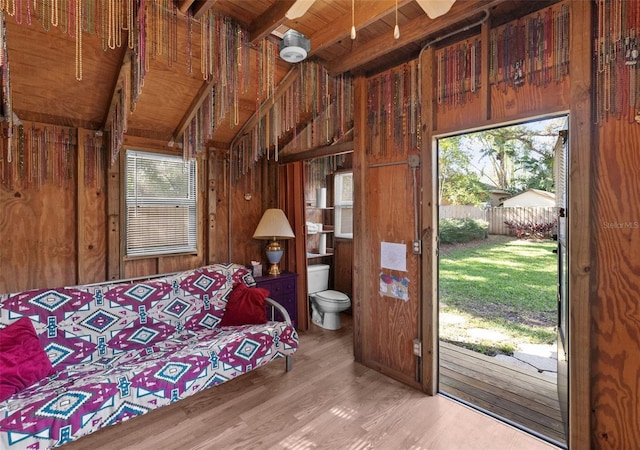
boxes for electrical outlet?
[412,240,422,254]
[412,338,422,357]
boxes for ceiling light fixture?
[415,0,456,19]
[279,29,311,63]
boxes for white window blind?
[125,150,197,257]
[334,172,353,239]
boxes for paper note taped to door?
[380,241,407,272]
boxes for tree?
[464,118,563,193]
[439,136,489,205]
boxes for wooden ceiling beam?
[13,109,102,130]
[308,0,413,56]
[326,0,506,75]
[280,140,354,164]
[101,46,132,131]
[249,0,296,44]
[176,0,195,14]
[192,0,218,20]
[173,78,216,139]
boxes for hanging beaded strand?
[594,0,639,124]
[0,10,12,159]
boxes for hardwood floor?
[64,317,555,450]
[439,342,566,447]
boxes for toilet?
[307,264,351,330]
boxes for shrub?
[504,220,557,239]
[439,218,488,244]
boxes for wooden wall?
[77,129,108,284]
[334,238,353,298]
[591,119,640,448]
[0,121,92,292]
[0,175,78,291]
[0,130,272,294]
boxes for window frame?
[124,149,198,258]
[334,171,353,239]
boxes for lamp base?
[265,240,284,276]
[267,262,281,276]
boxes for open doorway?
[436,116,568,447]
[303,155,354,331]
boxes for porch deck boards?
[440,341,566,446]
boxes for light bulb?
[351,25,356,40]
[394,24,400,39]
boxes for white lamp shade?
[253,209,295,240]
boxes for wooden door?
[363,164,421,386]
[555,127,569,438]
[353,74,421,388]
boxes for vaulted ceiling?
[5,0,556,148]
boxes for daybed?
[0,263,298,449]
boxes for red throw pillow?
[220,283,269,327]
[0,317,54,402]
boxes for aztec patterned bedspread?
[0,263,298,449]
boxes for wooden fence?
[439,205,486,220]
[439,205,558,236]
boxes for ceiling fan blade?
[286,0,316,19]
[415,0,456,19]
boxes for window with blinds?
[125,150,197,257]
[334,172,353,239]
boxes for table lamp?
[253,208,295,275]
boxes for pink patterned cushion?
[0,317,54,402]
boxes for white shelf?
[307,252,334,259]
[306,205,334,210]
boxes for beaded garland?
[229,62,354,184]
[0,1,282,167]
[488,4,570,92]
[593,0,640,124]
[366,61,420,158]
[182,23,278,163]
[0,10,12,153]
[306,155,347,191]
[2,0,355,186]
[436,38,481,108]
[83,130,105,187]
[0,121,76,191]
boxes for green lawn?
[439,236,558,355]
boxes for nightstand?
[254,272,298,328]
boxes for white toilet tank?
[307,264,330,294]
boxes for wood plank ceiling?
[6,0,555,148]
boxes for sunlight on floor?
[279,425,317,450]
[330,405,357,420]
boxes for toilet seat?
[314,290,350,304]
